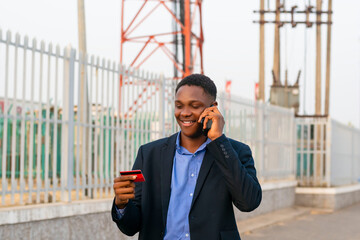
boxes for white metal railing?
[0,29,175,206]
[296,117,360,187]
[328,119,360,186]
[296,117,329,187]
[0,29,296,207]
[219,93,296,182]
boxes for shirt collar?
[175,131,212,154]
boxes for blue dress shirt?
[115,132,211,239]
[164,133,211,240]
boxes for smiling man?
[112,74,262,240]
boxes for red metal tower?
[120,0,204,81]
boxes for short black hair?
[175,74,217,100]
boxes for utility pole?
[77,0,89,112]
[254,0,332,116]
[315,0,322,115]
[77,0,89,124]
[324,0,332,115]
[259,0,265,101]
[78,0,87,56]
[77,0,89,192]
[273,0,281,85]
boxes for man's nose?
[180,107,192,117]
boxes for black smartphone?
[200,105,214,136]
[200,118,212,136]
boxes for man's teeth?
[183,121,194,124]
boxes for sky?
[0,0,359,128]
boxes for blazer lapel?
[160,133,177,227]
[190,148,215,210]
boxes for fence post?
[291,109,296,178]
[325,118,332,187]
[256,101,265,182]
[1,30,11,205]
[352,127,354,183]
[219,92,227,135]
[61,46,75,202]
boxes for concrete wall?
[0,180,297,240]
[235,180,297,221]
[0,199,138,240]
[0,211,136,240]
[295,184,360,210]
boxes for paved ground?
[240,202,360,240]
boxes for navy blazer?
[112,133,262,240]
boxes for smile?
[180,120,196,127]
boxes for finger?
[198,109,214,123]
[210,106,221,115]
[114,175,136,183]
[113,176,122,183]
[113,179,137,189]
[117,193,135,200]
[202,115,215,129]
[119,175,137,181]
[113,180,133,189]
[115,187,135,195]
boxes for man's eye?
[175,105,182,108]
[192,105,200,109]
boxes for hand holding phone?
[198,104,225,140]
[200,104,214,137]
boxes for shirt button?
[190,193,193,197]
[185,233,189,237]
[191,173,195,177]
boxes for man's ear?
[212,101,218,107]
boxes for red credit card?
[120,170,145,182]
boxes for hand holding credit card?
[120,170,145,182]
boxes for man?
[112,74,262,240]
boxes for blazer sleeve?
[206,134,262,212]
[111,146,144,236]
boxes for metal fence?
[329,119,360,186]
[0,29,176,206]
[0,29,296,207]
[219,94,296,181]
[296,117,360,187]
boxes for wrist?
[209,133,223,141]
